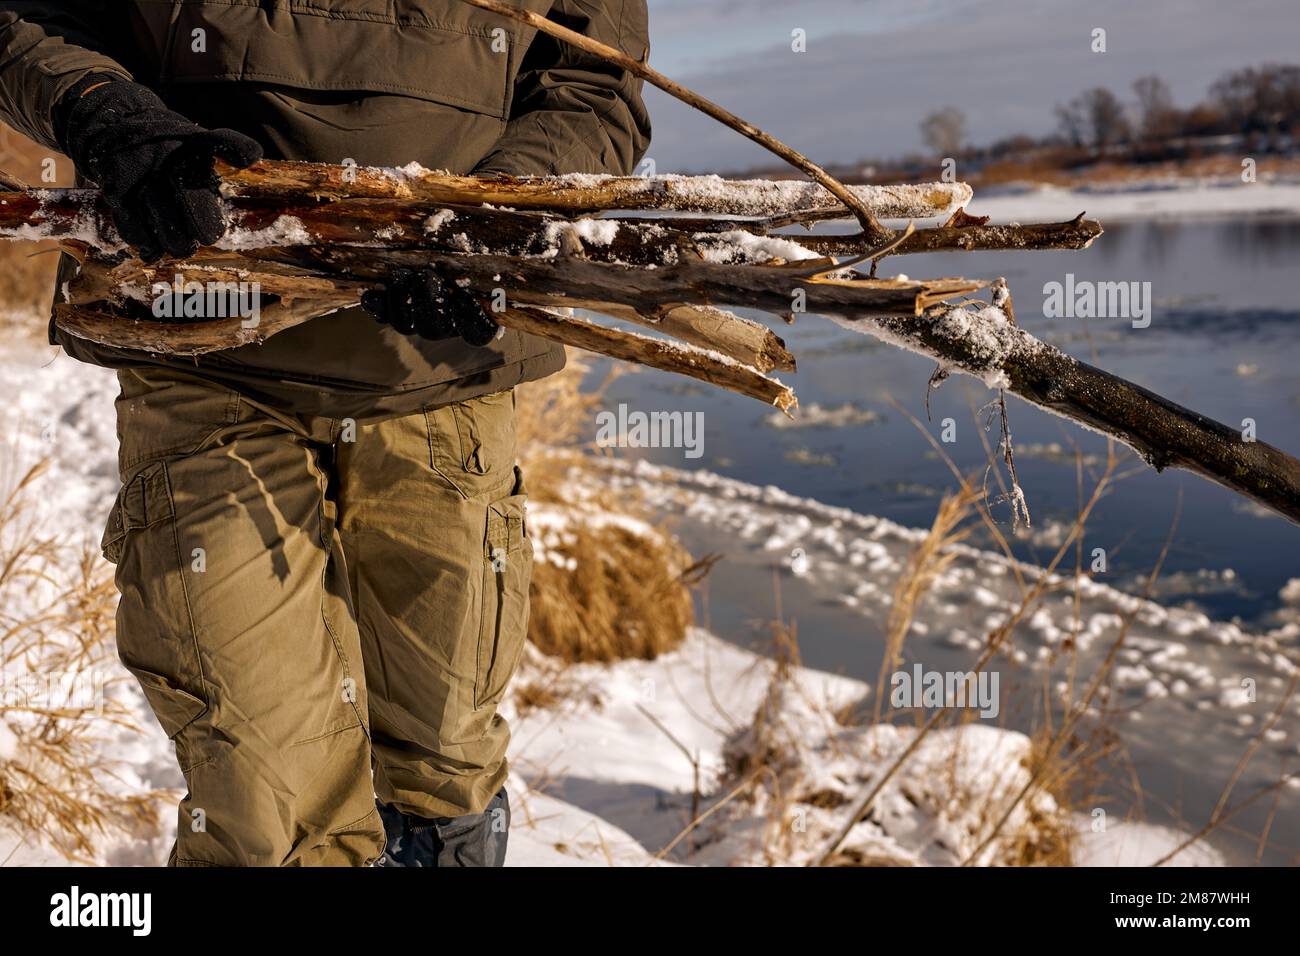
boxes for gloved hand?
[360,267,500,347]
[53,73,263,262]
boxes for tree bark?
[215,159,970,221]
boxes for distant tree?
[1083,87,1131,148]
[1133,74,1180,140]
[1056,87,1130,150]
[919,107,966,157]
[1179,102,1227,137]
[1210,63,1300,135]
[1054,101,1087,147]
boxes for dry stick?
[1152,769,1300,868]
[661,214,1104,257]
[217,160,969,220]
[1253,760,1287,865]
[52,295,360,355]
[1152,674,1299,867]
[960,498,1183,867]
[812,455,1122,866]
[494,304,796,410]
[653,765,771,863]
[450,0,893,244]
[76,248,797,373]
[1209,672,1298,824]
[293,245,985,319]
[1,187,1093,264]
[8,189,1300,523]
[593,302,796,374]
[634,703,702,853]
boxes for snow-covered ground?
[595,461,1299,864]
[964,174,1300,224]
[3,341,1287,866]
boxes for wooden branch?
[4,160,1297,524]
[276,246,987,318]
[728,217,1105,257]
[879,215,1103,256]
[837,305,1300,525]
[494,305,795,411]
[587,303,796,373]
[216,158,970,220]
[50,292,794,410]
[78,250,796,372]
[52,293,358,354]
[3,186,1094,264]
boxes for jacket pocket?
[474,479,532,709]
[102,460,209,743]
[162,0,513,117]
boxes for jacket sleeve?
[0,3,133,150]
[472,0,651,178]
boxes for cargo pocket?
[474,476,532,710]
[426,390,517,500]
[101,461,209,742]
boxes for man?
[0,1,650,866]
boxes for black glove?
[53,74,263,262]
[360,267,500,347]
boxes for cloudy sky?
[641,0,1300,172]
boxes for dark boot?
[376,788,511,867]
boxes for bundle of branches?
[0,0,1297,527]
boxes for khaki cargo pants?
[101,367,533,866]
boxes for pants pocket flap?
[486,494,528,557]
[101,461,175,563]
[123,666,209,740]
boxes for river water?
[592,216,1300,626]
[581,214,1300,864]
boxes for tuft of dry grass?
[514,354,699,666]
[528,520,697,663]
[0,461,163,862]
[873,477,981,725]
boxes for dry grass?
[528,520,696,663]
[515,355,698,665]
[0,461,163,862]
[864,472,1086,864]
[873,478,981,725]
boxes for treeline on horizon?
[728,62,1300,182]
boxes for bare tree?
[1133,74,1179,140]
[920,107,966,157]
[1056,87,1130,150]
[1054,101,1087,147]
[1211,63,1300,136]
[1084,87,1131,148]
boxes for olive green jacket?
[0,1,651,418]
